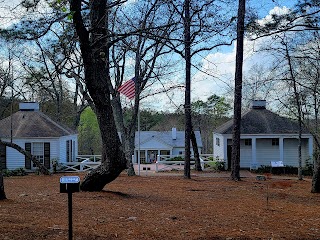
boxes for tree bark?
[312,152,320,193]
[0,172,6,200]
[191,128,202,171]
[70,0,127,191]
[184,0,192,179]
[231,0,246,181]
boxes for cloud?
[257,6,291,26]
[191,5,292,102]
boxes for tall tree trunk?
[70,0,127,191]
[231,0,246,181]
[191,128,202,171]
[312,151,320,192]
[0,172,6,200]
[184,0,192,179]
[284,42,303,180]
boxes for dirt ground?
[1,171,320,240]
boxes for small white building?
[133,128,203,163]
[213,100,313,169]
[0,102,78,171]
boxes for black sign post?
[60,176,80,240]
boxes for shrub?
[205,161,225,171]
[167,156,184,161]
[2,168,27,177]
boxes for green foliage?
[2,168,27,177]
[77,107,102,155]
[205,160,225,171]
[192,94,231,117]
[168,156,184,161]
[254,163,314,176]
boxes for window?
[272,138,279,146]
[66,140,74,162]
[32,142,44,167]
[244,139,252,146]
[216,138,220,146]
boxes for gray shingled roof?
[0,110,76,138]
[135,130,203,148]
[214,108,310,135]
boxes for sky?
[0,0,301,111]
[151,0,298,112]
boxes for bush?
[254,163,313,176]
[205,161,225,171]
[2,168,27,177]
[167,156,184,161]
[302,159,313,176]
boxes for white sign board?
[271,161,284,167]
[60,176,80,184]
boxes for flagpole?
[138,106,141,176]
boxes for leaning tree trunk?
[0,172,6,200]
[231,0,246,181]
[191,129,202,171]
[71,0,127,191]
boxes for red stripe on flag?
[118,77,135,99]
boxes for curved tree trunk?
[191,128,202,171]
[0,172,6,200]
[71,0,127,191]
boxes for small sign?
[60,176,80,184]
[60,176,80,193]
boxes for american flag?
[118,77,135,99]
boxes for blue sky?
[145,0,301,112]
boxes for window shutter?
[0,143,6,170]
[44,143,50,169]
[25,143,31,169]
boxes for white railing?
[76,155,102,162]
[60,161,101,172]
[155,154,224,172]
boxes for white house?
[0,102,78,171]
[132,128,203,163]
[213,100,313,169]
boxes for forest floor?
[0,170,319,240]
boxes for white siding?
[4,138,60,170]
[283,138,310,167]
[213,133,224,160]
[240,140,252,168]
[59,134,78,163]
[256,139,280,166]
[6,139,25,170]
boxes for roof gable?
[214,108,310,135]
[135,130,203,148]
[0,111,76,138]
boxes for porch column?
[308,137,313,159]
[251,137,257,167]
[145,150,147,163]
[279,137,284,162]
